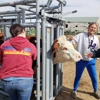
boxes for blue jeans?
[1,78,33,100]
[74,59,98,92]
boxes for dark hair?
[10,24,24,37]
[88,22,98,29]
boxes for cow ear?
[52,39,57,50]
[52,42,60,51]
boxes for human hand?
[84,52,93,58]
[67,35,74,40]
[78,54,83,60]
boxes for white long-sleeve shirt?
[72,32,99,61]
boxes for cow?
[52,35,82,64]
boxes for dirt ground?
[55,60,100,100]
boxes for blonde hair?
[88,22,98,29]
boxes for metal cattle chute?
[0,0,77,100]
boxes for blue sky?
[0,0,100,17]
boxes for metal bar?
[3,25,7,41]
[45,6,60,11]
[0,12,36,17]
[36,0,40,100]
[60,27,64,87]
[0,22,12,25]
[57,0,66,6]
[62,10,77,17]
[6,23,36,28]
[58,27,63,90]
[19,6,36,13]
[5,27,12,39]
[26,12,36,15]
[28,5,36,9]
[21,9,25,23]
[44,13,66,22]
[0,11,21,15]
[58,3,63,91]
[0,16,36,20]
[26,3,36,6]
[45,3,60,11]
[50,25,54,98]
[61,1,63,15]
[26,16,36,19]
[46,0,53,7]
[15,5,21,24]
[59,63,62,88]
[41,16,46,100]
[20,23,36,27]
[0,12,66,22]
[46,26,50,100]
[0,0,36,7]
[56,85,62,94]
[55,26,60,95]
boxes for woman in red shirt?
[0,24,37,100]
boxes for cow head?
[52,35,82,64]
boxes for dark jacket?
[92,48,100,58]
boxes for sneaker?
[93,91,100,99]
[71,91,77,99]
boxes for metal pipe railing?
[0,10,21,15]
[0,0,36,7]
[0,12,36,17]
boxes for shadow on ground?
[55,86,94,100]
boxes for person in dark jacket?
[0,24,37,100]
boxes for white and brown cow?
[52,35,82,64]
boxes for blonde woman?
[69,23,100,99]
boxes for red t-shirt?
[0,36,37,79]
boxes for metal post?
[3,25,7,41]
[45,25,51,100]
[41,15,46,100]
[3,24,12,41]
[15,5,21,24]
[36,0,40,100]
[21,9,26,23]
[50,25,54,98]
[58,27,64,92]
[55,26,59,95]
